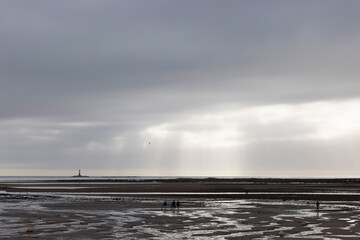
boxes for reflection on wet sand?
[0,195,360,239]
[1,178,360,239]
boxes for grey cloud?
[1,0,360,175]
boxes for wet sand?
[4,178,360,201]
[1,178,360,239]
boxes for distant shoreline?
[2,177,360,201]
[1,176,360,182]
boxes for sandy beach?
[1,178,360,239]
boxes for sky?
[1,0,360,177]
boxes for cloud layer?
[1,1,360,176]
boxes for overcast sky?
[1,0,360,176]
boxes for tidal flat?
[1,178,360,239]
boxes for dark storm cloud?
[1,0,360,175]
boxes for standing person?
[176,200,180,209]
[171,200,175,209]
[162,201,167,209]
[316,200,320,210]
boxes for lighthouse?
[73,169,88,178]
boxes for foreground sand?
[1,178,360,239]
